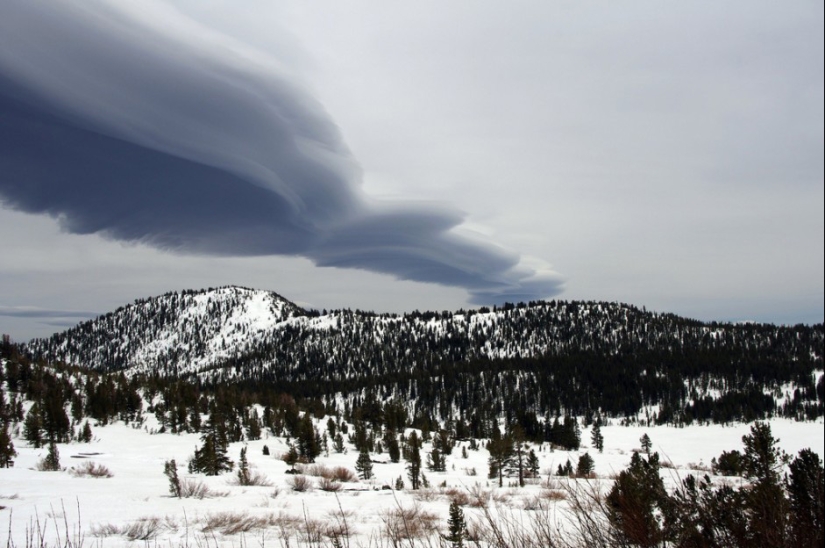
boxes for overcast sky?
[1,0,822,341]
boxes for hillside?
[22,286,825,425]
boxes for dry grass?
[201,511,276,535]
[69,461,113,478]
[92,516,178,541]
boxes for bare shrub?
[318,476,343,492]
[179,477,228,499]
[287,474,313,492]
[300,463,331,478]
[540,489,567,502]
[412,487,439,502]
[467,485,492,508]
[471,503,567,548]
[492,490,513,505]
[331,466,358,483]
[381,502,440,541]
[557,479,615,548]
[444,487,471,506]
[228,468,272,487]
[298,516,325,545]
[69,461,113,478]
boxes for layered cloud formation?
[0,1,562,304]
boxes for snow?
[2,417,822,547]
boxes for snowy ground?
[2,417,823,547]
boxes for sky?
[0,1,822,341]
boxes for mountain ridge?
[17,285,825,424]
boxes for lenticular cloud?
[0,0,562,304]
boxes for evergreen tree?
[237,446,251,485]
[487,427,513,487]
[80,421,93,443]
[591,419,604,453]
[333,433,346,453]
[384,429,401,463]
[0,423,16,468]
[41,440,61,471]
[787,448,824,547]
[164,459,182,497]
[24,403,43,448]
[640,433,652,455]
[355,448,373,480]
[607,451,667,546]
[740,422,788,546]
[576,452,595,477]
[297,414,321,462]
[427,447,445,472]
[247,409,262,441]
[556,459,573,476]
[284,443,299,472]
[444,500,467,548]
[189,408,234,476]
[406,431,422,490]
[527,449,540,478]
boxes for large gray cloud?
[0,1,562,304]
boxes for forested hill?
[23,286,824,424]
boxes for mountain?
[23,286,824,424]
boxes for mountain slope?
[23,286,824,423]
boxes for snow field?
[2,416,823,547]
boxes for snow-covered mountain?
[16,285,825,423]
[24,285,820,377]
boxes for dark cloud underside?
[0,2,562,304]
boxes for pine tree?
[284,443,299,472]
[247,409,262,441]
[576,452,595,477]
[80,421,93,443]
[24,404,43,448]
[189,409,234,476]
[0,423,16,468]
[427,447,445,472]
[591,419,604,453]
[41,440,61,471]
[640,433,652,455]
[355,448,373,480]
[787,448,825,547]
[237,446,251,485]
[445,500,466,548]
[527,449,540,478]
[384,429,401,463]
[487,427,513,487]
[407,431,422,490]
[164,459,182,497]
[606,451,667,546]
